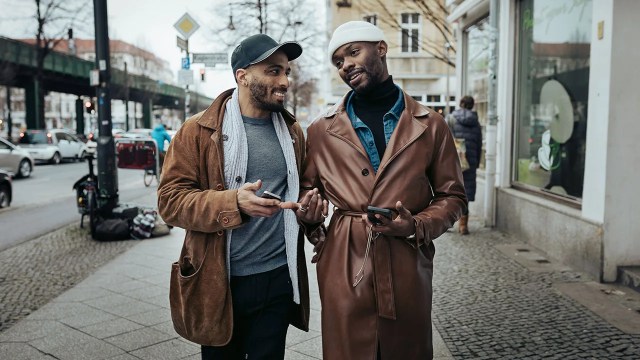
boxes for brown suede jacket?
[157,88,309,346]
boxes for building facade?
[324,0,457,115]
[448,0,640,281]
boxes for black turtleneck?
[352,76,399,160]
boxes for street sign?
[192,52,228,67]
[177,69,194,86]
[176,36,188,52]
[181,57,191,70]
[173,13,200,40]
[89,69,99,86]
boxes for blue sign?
[181,57,190,69]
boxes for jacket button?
[222,217,229,224]
[217,230,224,236]
[361,169,370,176]
[222,134,229,141]
[235,176,242,183]
[216,184,224,191]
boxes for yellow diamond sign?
[174,13,200,40]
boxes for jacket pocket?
[169,244,233,346]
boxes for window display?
[514,0,592,200]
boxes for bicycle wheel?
[87,190,98,239]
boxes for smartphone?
[261,191,282,201]
[367,206,393,225]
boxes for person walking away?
[157,34,326,360]
[300,21,467,359]
[448,96,482,234]
[151,123,171,172]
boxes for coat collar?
[196,88,297,131]
[324,90,431,171]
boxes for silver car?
[19,129,88,165]
[0,137,34,178]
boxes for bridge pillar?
[142,98,152,128]
[24,79,44,129]
[75,97,85,135]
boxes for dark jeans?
[201,265,293,360]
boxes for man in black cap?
[158,34,327,359]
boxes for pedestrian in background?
[151,123,171,171]
[157,34,326,359]
[448,96,482,235]
[300,21,467,359]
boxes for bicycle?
[72,154,100,238]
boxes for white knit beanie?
[327,21,386,60]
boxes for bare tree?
[353,0,455,66]
[0,0,91,128]
[206,0,323,115]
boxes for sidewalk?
[0,226,453,360]
[3,206,640,359]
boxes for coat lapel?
[324,101,370,161]
[376,93,430,178]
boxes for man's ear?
[236,69,248,86]
[377,41,388,57]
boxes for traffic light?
[84,100,95,114]
[200,68,205,82]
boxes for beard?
[249,80,285,113]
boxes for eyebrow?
[332,43,355,62]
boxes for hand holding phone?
[261,191,282,201]
[367,206,393,225]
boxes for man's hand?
[237,179,282,217]
[280,188,328,224]
[362,201,415,237]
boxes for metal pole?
[484,0,499,227]
[124,61,129,131]
[93,0,118,212]
[6,86,12,142]
[184,40,190,121]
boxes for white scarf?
[221,89,301,304]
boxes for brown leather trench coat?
[158,88,309,346]
[301,91,467,359]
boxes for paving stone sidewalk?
[1,205,639,358]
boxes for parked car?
[0,169,12,208]
[19,129,88,164]
[0,137,35,178]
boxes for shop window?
[514,0,592,200]
[401,13,420,53]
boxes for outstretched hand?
[362,201,415,237]
[237,179,282,217]
[280,188,328,224]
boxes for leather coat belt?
[335,209,397,320]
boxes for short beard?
[249,80,285,113]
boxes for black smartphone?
[261,191,282,201]
[367,206,393,225]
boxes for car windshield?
[21,131,50,145]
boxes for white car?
[19,129,88,164]
[0,137,35,178]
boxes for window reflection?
[515,0,592,200]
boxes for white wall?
[582,1,612,223]
[600,0,640,281]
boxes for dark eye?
[335,60,343,68]
[351,48,359,56]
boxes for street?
[0,160,158,251]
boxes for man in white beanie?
[299,20,467,359]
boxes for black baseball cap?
[231,34,302,78]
